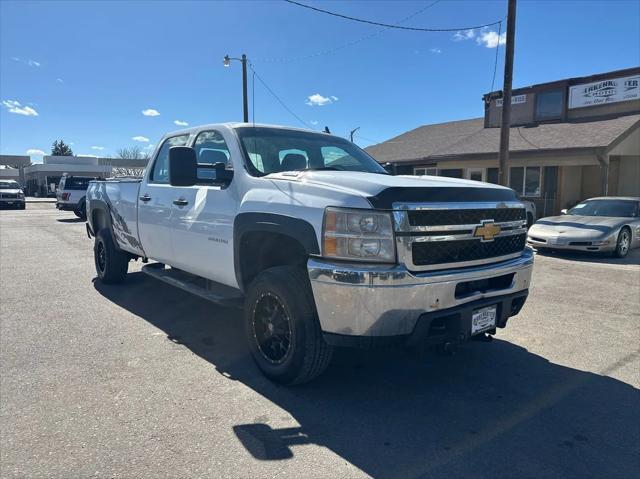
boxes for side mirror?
[213,162,234,183]
[383,162,394,174]
[560,209,568,215]
[169,146,197,187]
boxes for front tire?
[613,228,631,258]
[245,265,333,385]
[94,228,129,284]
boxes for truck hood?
[0,189,22,195]
[264,171,517,209]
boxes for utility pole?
[498,0,517,186]
[350,127,360,142]
[241,54,248,123]
[223,54,249,123]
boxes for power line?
[490,20,503,92]
[248,63,315,130]
[256,0,443,63]
[284,0,502,32]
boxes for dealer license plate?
[471,305,497,335]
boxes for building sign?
[496,94,527,107]
[569,75,639,109]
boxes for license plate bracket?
[471,305,497,335]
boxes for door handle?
[173,198,189,206]
[139,194,151,202]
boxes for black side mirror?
[383,162,394,174]
[169,146,197,186]
[213,162,234,183]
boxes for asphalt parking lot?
[1,203,639,479]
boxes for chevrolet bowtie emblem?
[474,220,501,242]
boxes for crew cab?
[56,175,93,219]
[86,123,534,384]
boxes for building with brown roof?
[366,67,640,217]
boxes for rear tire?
[613,228,631,258]
[94,228,129,284]
[245,265,333,385]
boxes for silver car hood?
[0,189,22,195]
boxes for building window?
[439,168,463,178]
[535,89,564,120]
[466,168,485,182]
[487,168,499,184]
[414,167,437,176]
[509,166,541,197]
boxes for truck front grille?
[0,193,18,199]
[408,208,525,226]
[411,233,527,266]
[393,202,528,271]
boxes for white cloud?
[429,48,442,54]
[144,144,155,150]
[2,100,39,116]
[26,148,45,156]
[310,120,319,126]
[56,78,64,83]
[476,30,506,48]
[12,57,40,67]
[132,136,150,142]
[91,146,105,150]
[142,108,160,117]
[305,93,338,106]
[453,29,475,41]
[173,120,188,126]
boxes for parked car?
[0,180,25,209]
[56,175,93,219]
[86,123,534,384]
[527,196,640,258]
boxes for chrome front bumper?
[308,248,534,338]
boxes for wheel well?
[239,231,308,290]
[92,208,108,232]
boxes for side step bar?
[141,263,243,309]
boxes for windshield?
[0,182,20,189]
[568,199,639,218]
[236,127,387,176]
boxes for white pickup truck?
[86,123,534,384]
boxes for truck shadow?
[94,272,640,479]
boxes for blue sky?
[1,0,639,162]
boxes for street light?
[223,53,249,123]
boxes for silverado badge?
[474,220,501,242]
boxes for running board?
[141,263,243,309]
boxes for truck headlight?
[322,207,395,262]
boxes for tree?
[116,146,149,160]
[51,140,74,156]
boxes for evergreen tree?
[51,140,74,156]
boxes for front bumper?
[308,248,534,342]
[0,198,25,207]
[527,235,616,253]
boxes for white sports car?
[527,197,640,258]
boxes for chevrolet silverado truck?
[86,124,534,384]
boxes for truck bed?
[87,178,144,256]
